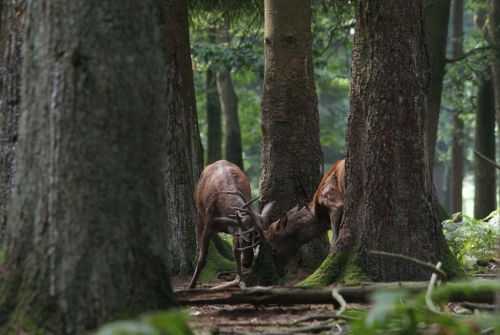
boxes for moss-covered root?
[198,243,235,283]
[441,248,468,280]
[297,251,371,287]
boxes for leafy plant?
[443,210,499,270]
[95,310,192,335]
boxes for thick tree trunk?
[423,0,451,168]
[474,79,496,219]
[450,0,465,214]
[0,1,175,333]
[0,0,23,245]
[247,0,326,286]
[302,0,463,286]
[164,0,204,275]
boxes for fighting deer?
[189,160,274,289]
[238,159,345,276]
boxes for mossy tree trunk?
[450,0,465,214]
[423,0,451,168]
[301,0,463,286]
[0,0,24,245]
[474,78,496,219]
[216,20,243,170]
[0,1,175,333]
[246,0,326,286]
[164,0,203,276]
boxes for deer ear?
[279,214,288,230]
[261,201,275,218]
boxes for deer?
[233,159,346,277]
[188,160,274,289]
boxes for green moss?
[211,234,234,261]
[297,251,371,287]
[441,248,468,280]
[199,243,235,282]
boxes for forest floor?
[171,275,365,335]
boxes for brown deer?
[238,159,345,276]
[189,160,273,289]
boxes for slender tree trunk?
[301,0,463,286]
[488,0,500,127]
[487,0,500,207]
[216,69,243,169]
[0,1,175,333]
[247,0,326,286]
[474,78,496,218]
[0,0,24,245]
[216,21,243,170]
[450,0,464,214]
[164,0,203,276]
[423,0,451,168]
[206,28,222,164]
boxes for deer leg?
[189,225,212,289]
[329,203,344,244]
[232,236,242,278]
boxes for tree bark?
[247,0,326,286]
[206,29,222,165]
[474,78,496,219]
[489,0,500,125]
[0,0,24,245]
[301,0,463,285]
[216,68,243,170]
[450,0,465,214]
[164,0,204,275]
[0,1,175,333]
[216,21,243,170]
[423,0,451,168]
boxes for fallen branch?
[369,250,448,281]
[176,281,497,306]
[293,313,359,324]
[474,150,500,170]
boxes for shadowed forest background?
[0,0,498,334]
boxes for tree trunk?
[216,21,243,170]
[164,0,203,276]
[216,69,243,170]
[423,0,451,168]
[474,78,496,219]
[488,0,500,127]
[246,0,326,286]
[301,0,464,286]
[450,0,465,214]
[0,0,24,245]
[0,1,175,333]
[206,28,222,164]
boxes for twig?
[474,150,500,170]
[369,251,447,281]
[446,45,500,63]
[426,261,442,313]
[332,289,347,315]
[293,314,359,325]
[209,275,240,290]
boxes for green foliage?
[95,310,192,335]
[443,210,499,270]
[350,280,500,335]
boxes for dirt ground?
[171,276,364,335]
